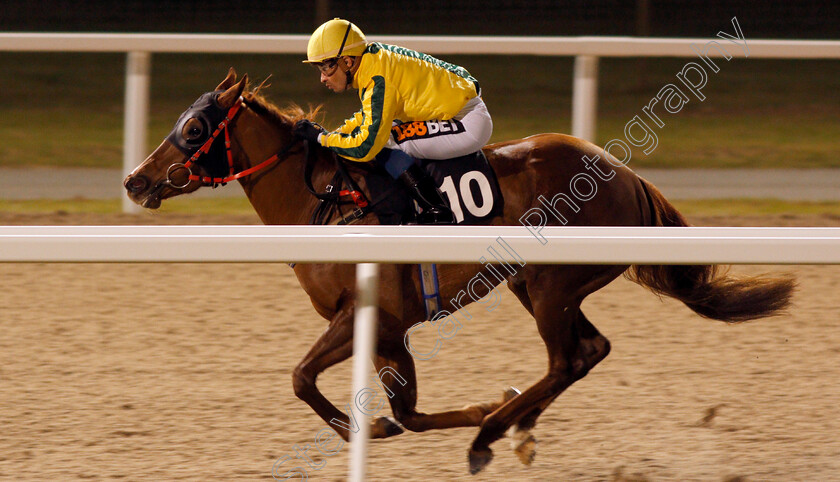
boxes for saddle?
[304,143,504,320]
[305,143,504,226]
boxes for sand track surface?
[1,212,838,481]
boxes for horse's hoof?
[510,429,537,465]
[468,446,494,475]
[382,416,404,437]
[502,386,521,402]
[372,416,404,438]
[501,387,536,465]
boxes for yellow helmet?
[304,18,367,64]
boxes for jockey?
[293,18,493,224]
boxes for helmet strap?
[334,22,357,90]
[336,22,353,58]
[344,62,354,89]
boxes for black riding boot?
[398,164,456,224]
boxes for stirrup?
[416,206,455,225]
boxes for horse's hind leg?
[468,266,619,474]
[508,276,611,424]
[518,309,610,428]
[370,338,510,438]
[499,309,611,467]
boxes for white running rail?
[1,225,840,264]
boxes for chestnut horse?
[124,70,794,474]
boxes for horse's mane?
[242,89,322,128]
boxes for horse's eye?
[182,118,205,142]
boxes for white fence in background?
[1,33,840,212]
[2,224,839,481]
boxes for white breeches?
[385,96,493,160]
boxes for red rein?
[175,97,369,211]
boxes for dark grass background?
[1,53,837,168]
[0,1,837,169]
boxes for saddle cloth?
[365,150,504,226]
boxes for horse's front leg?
[291,301,362,441]
[291,303,409,441]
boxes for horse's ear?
[218,73,248,109]
[215,68,237,91]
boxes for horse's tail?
[625,178,795,323]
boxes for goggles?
[315,59,340,76]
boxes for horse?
[124,69,795,474]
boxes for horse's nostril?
[125,175,149,194]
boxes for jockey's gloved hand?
[293,119,326,143]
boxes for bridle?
[147,92,371,224]
[163,96,300,190]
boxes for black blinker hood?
[165,91,228,156]
[165,90,232,180]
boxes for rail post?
[348,262,380,482]
[122,51,151,214]
[572,54,599,142]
